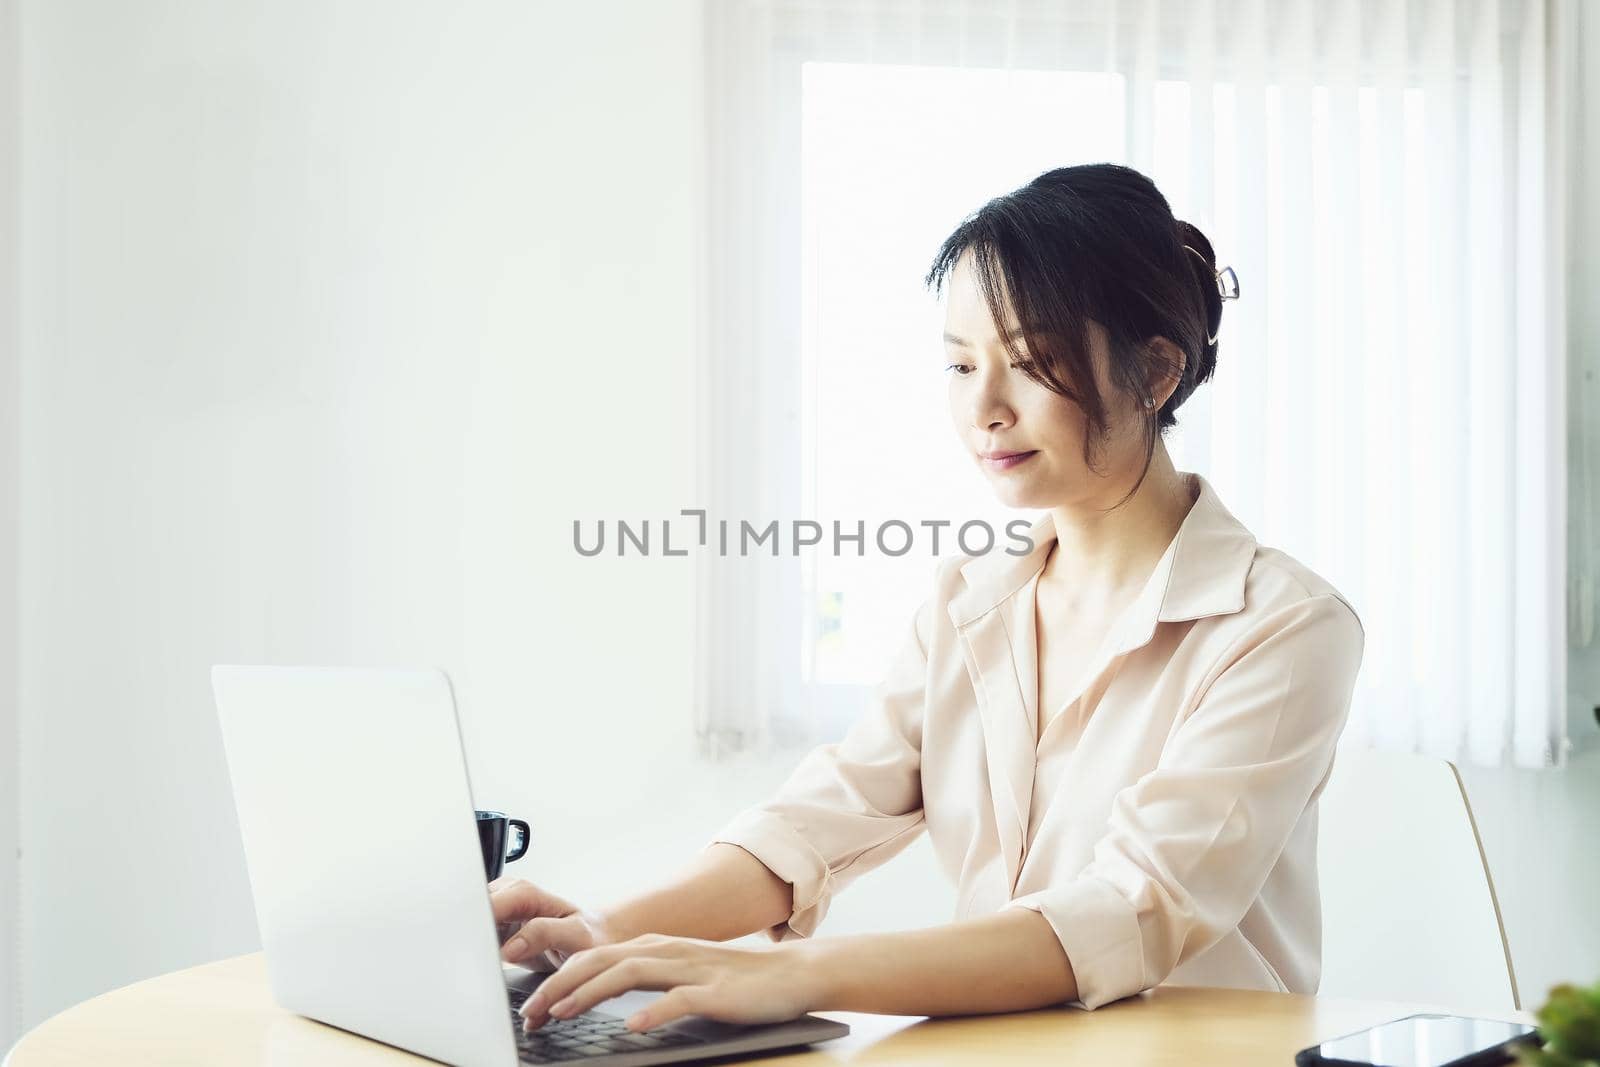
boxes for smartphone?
[1295,1012,1541,1067]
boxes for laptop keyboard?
[509,988,708,1063]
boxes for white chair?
[1316,746,1521,1010]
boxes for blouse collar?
[946,471,1258,654]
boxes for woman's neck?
[1040,445,1197,598]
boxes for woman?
[494,163,1365,1033]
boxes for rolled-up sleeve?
[705,571,941,941]
[1003,592,1365,1009]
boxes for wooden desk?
[4,952,1537,1066]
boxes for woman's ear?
[1143,336,1187,409]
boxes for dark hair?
[923,162,1226,508]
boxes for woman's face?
[942,249,1147,510]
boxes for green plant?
[1512,977,1600,1067]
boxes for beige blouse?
[706,471,1366,1010]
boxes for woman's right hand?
[489,877,619,971]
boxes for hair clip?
[1182,244,1241,301]
[1182,244,1240,345]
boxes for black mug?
[475,809,530,882]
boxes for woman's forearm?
[597,842,794,944]
[795,907,1079,1017]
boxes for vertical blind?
[698,0,1578,769]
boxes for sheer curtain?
[697,0,1577,769]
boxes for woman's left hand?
[516,933,824,1033]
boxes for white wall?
[6,0,1597,1045]
[14,0,729,1031]
[1,0,19,1050]
[1457,748,1600,1009]
[1567,0,1600,759]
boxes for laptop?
[211,664,851,1066]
